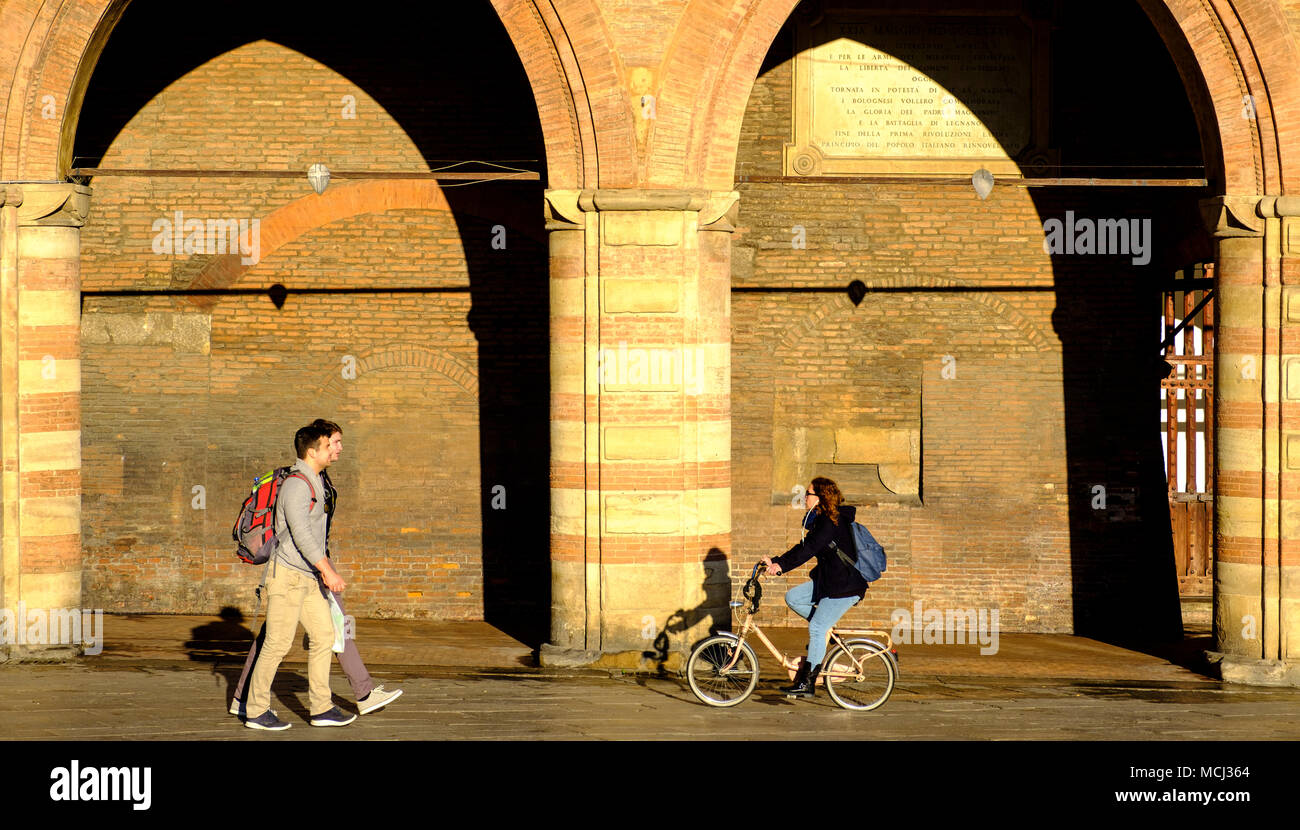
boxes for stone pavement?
[4,657,1300,742]
[0,612,1297,742]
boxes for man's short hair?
[311,418,342,436]
[295,424,333,459]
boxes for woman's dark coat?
[772,505,868,603]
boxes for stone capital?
[1256,196,1300,219]
[0,185,24,209]
[1199,195,1265,238]
[5,182,92,228]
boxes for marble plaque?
[786,15,1033,176]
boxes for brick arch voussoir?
[316,345,480,401]
[3,0,125,180]
[1138,0,1286,195]
[652,0,799,189]
[771,277,1051,356]
[490,0,588,188]
[490,0,638,187]
[1197,0,1300,194]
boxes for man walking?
[230,419,401,717]
[243,423,354,730]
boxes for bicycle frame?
[717,570,895,682]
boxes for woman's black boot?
[804,663,822,697]
[780,658,811,696]
[784,662,821,699]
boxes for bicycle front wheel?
[686,636,759,707]
[824,641,896,711]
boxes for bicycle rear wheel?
[686,636,759,707]
[823,641,896,711]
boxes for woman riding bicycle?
[761,476,867,699]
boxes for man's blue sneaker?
[244,710,291,731]
[310,706,357,727]
[229,698,278,718]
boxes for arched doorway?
[69,0,552,642]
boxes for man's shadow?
[185,606,254,662]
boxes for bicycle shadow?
[642,550,732,672]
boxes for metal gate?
[1160,263,1213,598]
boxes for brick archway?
[5,1,1297,208]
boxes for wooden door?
[1161,264,1213,597]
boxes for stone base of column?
[1207,652,1300,686]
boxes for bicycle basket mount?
[742,575,762,613]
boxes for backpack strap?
[829,539,857,569]
[286,471,317,507]
[248,471,316,628]
[278,471,321,573]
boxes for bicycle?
[685,563,899,710]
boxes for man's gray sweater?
[272,459,327,576]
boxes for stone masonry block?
[550,487,587,538]
[18,290,78,327]
[17,572,81,614]
[772,426,837,503]
[602,211,682,246]
[19,496,80,537]
[603,493,681,534]
[601,278,679,313]
[604,426,680,460]
[19,359,79,394]
[684,487,731,535]
[19,431,80,472]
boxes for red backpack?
[232,467,317,565]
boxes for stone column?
[1205,194,1300,684]
[542,188,737,667]
[0,183,90,658]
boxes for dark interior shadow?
[1040,186,1207,647]
[76,0,551,645]
[1121,631,1216,678]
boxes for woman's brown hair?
[809,476,843,525]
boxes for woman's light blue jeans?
[785,581,859,668]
